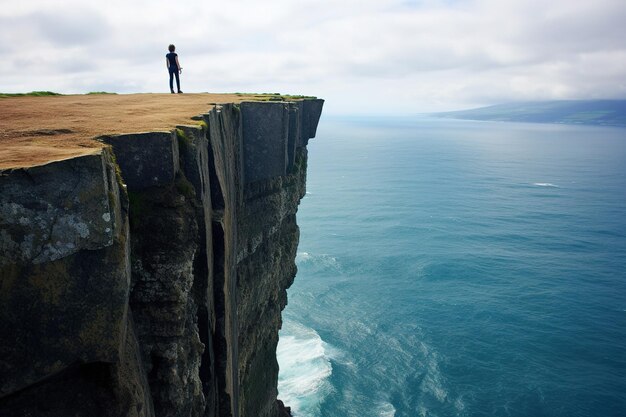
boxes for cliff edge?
[0,93,324,417]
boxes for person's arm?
[176,56,182,74]
[166,57,170,70]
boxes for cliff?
[0,94,324,417]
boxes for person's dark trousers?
[169,70,180,92]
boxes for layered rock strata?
[0,98,324,417]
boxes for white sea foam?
[297,251,312,262]
[277,320,333,417]
[296,251,340,271]
[376,401,396,417]
[533,182,559,188]
[413,340,465,415]
[420,355,449,403]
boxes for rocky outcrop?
[0,98,323,417]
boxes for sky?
[1,0,625,114]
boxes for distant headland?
[433,100,626,127]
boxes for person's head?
[168,44,176,52]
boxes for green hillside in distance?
[433,100,626,127]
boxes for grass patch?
[0,91,62,98]
[231,92,317,101]
[284,94,318,100]
[87,91,117,95]
[176,128,191,145]
[176,128,192,153]
[248,93,318,102]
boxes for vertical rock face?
[0,149,152,417]
[103,128,207,417]
[0,98,323,417]
[237,102,309,417]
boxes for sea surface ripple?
[278,117,626,417]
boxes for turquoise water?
[277,117,626,417]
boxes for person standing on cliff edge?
[166,44,183,94]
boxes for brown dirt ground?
[0,93,262,170]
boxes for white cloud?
[1,0,625,113]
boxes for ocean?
[276,116,626,417]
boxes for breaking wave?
[277,320,333,417]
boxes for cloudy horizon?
[2,0,625,114]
